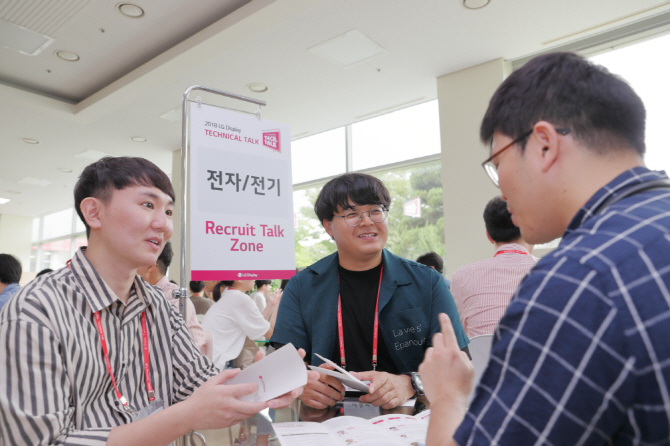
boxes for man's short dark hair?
[74,156,175,237]
[189,281,205,293]
[416,252,443,274]
[314,173,391,223]
[0,254,21,285]
[255,280,271,288]
[156,241,173,276]
[480,52,646,156]
[484,196,521,243]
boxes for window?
[31,208,86,272]
[351,101,441,171]
[291,127,346,184]
[290,100,444,267]
[590,34,670,173]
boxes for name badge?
[132,399,166,421]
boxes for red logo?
[262,130,281,152]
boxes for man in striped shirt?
[451,196,537,338]
[420,52,670,445]
[0,157,304,446]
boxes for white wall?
[0,213,33,282]
[438,58,512,278]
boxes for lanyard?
[337,266,383,371]
[93,310,155,411]
[494,249,529,257]
[67,257,156,409]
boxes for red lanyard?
[68,257,155,407]
[94,310,155,410]
[337,266,383,371]
[494,249,529,257]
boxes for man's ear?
[323,219,334,238]
[79,197,103,231]
[532,121,561,173]
[486,232,494,244]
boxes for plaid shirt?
[455,167,670,446]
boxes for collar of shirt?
[494,243,531,256]
[68,247,154,315]
[566,166,668,236]
[307,248,413,314]
[155,275,179,300]
[0,282,20,298]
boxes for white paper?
[226,343,307,402]
[308,366,370,393]
[273,412,429,446]
[311,353,371,392]
[272,422,341,446]
[368,414,428,444]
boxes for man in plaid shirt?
[420,52,670,445]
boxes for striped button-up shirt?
[451,243,538,337]
[0,248,218,445]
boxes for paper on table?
[226,343,307,402]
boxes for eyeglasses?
[481,127,570,187]
[333,206,388,227]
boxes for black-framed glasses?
[333,206,388,227]
[481,128,570,187]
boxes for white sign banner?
[189,102,295,280]
[403,197,421,218]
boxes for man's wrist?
[403,372,424,397]
[398,374,415,398]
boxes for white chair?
[467,333,494,405]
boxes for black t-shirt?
[331,262,399,374]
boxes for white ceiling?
[1,0,670,218]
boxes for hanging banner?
[189,102,296,280]
[403,197,421,218]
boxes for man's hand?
[418,313,474,446]
[252,348,318,409]
[298,362,345,409]
[419,313,474,406]
[183,369,267,430]
[352,371,414,409]
[266,289,283,307]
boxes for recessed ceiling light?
[20,138,39,144]
[58,168,73,173]
[247,83,269,93]
[55,50,80,61]
[7,190,21,194]
[131,136,147,142]
[463,0,490,10]
[118,3,145,18]
[0,198,9,204]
